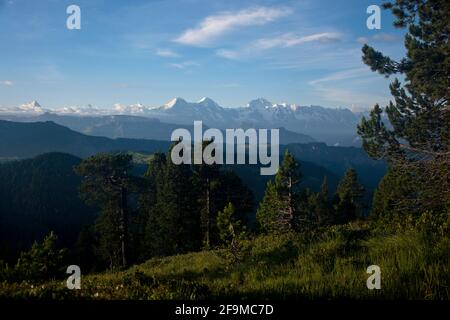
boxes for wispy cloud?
[1,80,13,86]
[309,68,389,109]
[216,49,240,60]
[156,48,180,58]
[175,6,291,47]
[309,67,369,85]
[216,32,342,60]
[254,32,341,50]
[312,86,388,109]
[264,47,361,71]
[356,33,399,44]
[168,61,199,69]
[356,37,369,44]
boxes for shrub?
[13,232,68,282]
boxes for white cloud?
[216,32,342,60]
[175,6,291,47]
[254,32,341,50]
[168,61,199,69]
[1,80,13,86]
[264,47,361,71]
[216,49,240,60]
[309,68,369,85]
[156,48,180,58]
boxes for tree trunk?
[205,178,210,248]
[288,176,293,228]
[120,186,128,268]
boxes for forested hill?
[0,120,170,158]
[0,153,97,261]
[283,144,386,190]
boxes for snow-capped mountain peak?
[247,98,272,110]
[0,97,367,146]
[20,100,44,112]
[163,97,188,109]
[113,103,148,114]
[197,97,220,108]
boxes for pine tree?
[310,176,334,226]
[257,150,302,233]
[213,170,254,233]
[370,167,416,219]
[217,202,236,245]
[357,0,449,214]
[74,153,143,268]
[138,153,166,259]
[14,232,67,281]
[193,140,221,248]
[334,169,365,223]
[75,225,98,272]
[93,203,122,269]
[256,181,283,233]
[217,202,245,264]
[142,149,202,257]
[275,150,302,231]
[140,143,253,256]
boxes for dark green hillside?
[0,153,96,261]
[228,161,340,204]
[284,143,386,190]
[0,120,170,159]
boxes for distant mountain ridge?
[0,113,315,145]
[0,120,169,158]
[0,120,385,191]
[0,98,368,146]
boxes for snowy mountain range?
[0,98,368,146]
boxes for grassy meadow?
[2,218,449,300]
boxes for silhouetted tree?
[309,176,334,226]
[333,169,365,223]
[358,0,449,214]
[142,150,202,257]
[74,153,143,268]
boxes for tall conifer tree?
[358,0,449,214]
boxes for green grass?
[1,221,449,300]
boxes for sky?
[0,0,406,110]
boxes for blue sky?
[0,0,406,109]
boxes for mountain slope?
[0,113,315,145]
[0,153,97,261]
[0,120,170,158]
